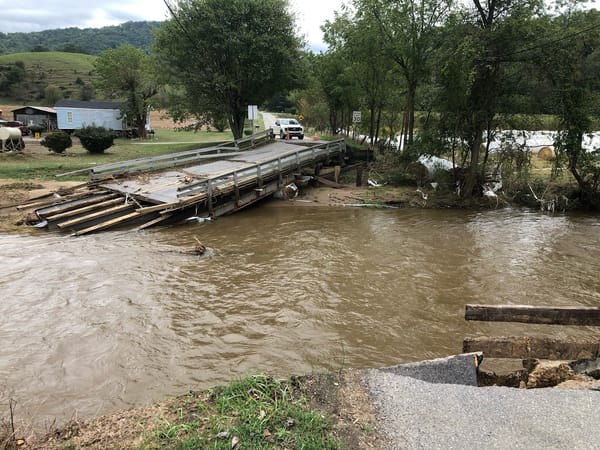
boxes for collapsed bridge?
[19,131,346,235]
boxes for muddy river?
[1,205,600,424]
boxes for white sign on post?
[248,105,258,120]
[352,110,361,123]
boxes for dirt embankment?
[0,179,82,232]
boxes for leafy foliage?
[94,45,157,137]
[40,131,72,153]
[154,0,302,139]
[0,22,160,56]
[76,126,115,154]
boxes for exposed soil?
[0,179,82,232]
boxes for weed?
[142,374,340,450]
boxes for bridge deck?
[23,137,345,235]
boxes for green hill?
[0,21,160,55]
[0,52,96,104]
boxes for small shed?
[55,100,126,132]
[11,106,57,130]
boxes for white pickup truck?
[273,118,304,140]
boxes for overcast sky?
[0,0,345,51]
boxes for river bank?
[0,177,503,234]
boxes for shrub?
[40,131,72,153]
[77,125,115,154]
[29,124,45,134]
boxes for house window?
[67,111,73,124]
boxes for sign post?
[352,110,361,142]
[248,105,258,145]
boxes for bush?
[29,124,45,134]
[40,131,72,153]
[76,125,115,154]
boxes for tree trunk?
[464,122,483,197]
[406,81,417,144]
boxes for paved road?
[364,354,600,449]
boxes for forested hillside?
[0,21,160,55]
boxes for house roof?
[11,105,56,114]
[55,100,125,110]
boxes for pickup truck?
[273,118,304,140]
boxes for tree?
[433,0,542,197]
[154,0,301,139]
[93,44,157,138]
[44,85,63,106]
[323,8,394,147]
[534,8,600,207]
[358,0,454,146]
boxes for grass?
[0,131,233,181]
[141,374,340,450]
[0,52,96,103]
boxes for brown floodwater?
[1,205,600,425]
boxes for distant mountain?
[0,21,161,56]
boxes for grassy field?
[0,51,96,103]
[0,131,235,181]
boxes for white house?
[55,100,126,132]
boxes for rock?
[569,358,600,379]
[525,360,579,388]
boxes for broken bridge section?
[20,133,346,235]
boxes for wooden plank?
[37,193,118,217]
[314,175,344,188]
[465,304,600,326]
[463,336,600,360]
[57,204,134,229]
[44,197,125,221]
[135,213,173,231]
[73,211,143,236]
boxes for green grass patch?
[0,132,232,181]
[142,374,340,450]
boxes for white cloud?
[0,0,341,51]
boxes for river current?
[1,205,599,424]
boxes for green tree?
[433,0,542,197]
[44,85,63,106]
[358,0,454,146]
[93,44,157,138]
[534,8,600,207]
[154,0,301,139]
[323,8,394,147]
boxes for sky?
[0,0,344,52]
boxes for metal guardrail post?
[207,180,213,214]
[257,164,263,188]
[277,158,282,185]
[233,171,240,206]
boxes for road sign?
[298,114,304,121]
[248,105,258,120]
[352,110,361,123]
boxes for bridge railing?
[176,139,345,199]
[57,129,277,179]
